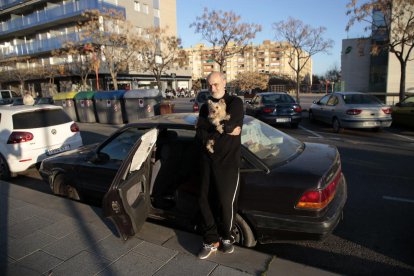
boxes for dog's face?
[208,99,227,118]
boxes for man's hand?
[227,126,241,136]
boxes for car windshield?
[241,117,303,167]
[262,94,295,104]
[341,94,382,104]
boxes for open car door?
[103,128,158,240]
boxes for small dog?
[206,99,230,153]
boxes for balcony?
[0,0,125,39]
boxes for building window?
[134,1,141,11]
[143,4,149,14]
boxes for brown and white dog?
[206,99,230,153]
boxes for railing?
[0,0,125,36]
[0,0,26,11]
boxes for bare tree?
[190,8,261,72]
[273,17,334,102]
[234,72,269,91]
[134,27,187,94]
[346,0,414,101]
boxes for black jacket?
[196,93,244,166]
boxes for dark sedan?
[39,114,347,247]
[245,92,302,128]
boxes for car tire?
[308,111,315,122]
[0,154,11,180]
[332,117,343,133]
[232,214,257,247]
[53,174,81,201]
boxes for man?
[196,71,244,259]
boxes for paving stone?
[7,231,57,260]
[48,250,110,276]
[6,250,63,276]
[153,253,217,276]
[266,257,339,276]
[42,224,111,260]
[92,234,144,261]
[97,251,165,276]
[7,204,44,223]
[8,216,52,239]
[210,265,253,276]
[135,222,177,245]
[39,217,90,239]
[133,241,178,263]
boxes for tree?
[273,17,334,102]
[135,27,187,94]
[234,72,269,91]
[190,8,261,72]
[325,64,341,82]
[346,0,414,101]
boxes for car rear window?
[262,94,295,104]
[341,94,382,104]
[12,109,72,129]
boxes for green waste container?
[74,91,97,123]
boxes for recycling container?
[94,90,126,124]
[123,89,162,123]
[74,91,97,123]
[52,91,79,121]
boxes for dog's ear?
[208,99,212,104]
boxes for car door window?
[327,96,338,106]
[100,128,147,162]
[318,95,330,105]
[252,96,261,105]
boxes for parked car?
[191,90,210,112]
[39,114,347,246]
[0,105,83,179]
[391,95,414,128]
[0,97,23,106]
[308,92,392,132]
[35,97,54,105]
[245,92,302,128]
[0,89,19,101]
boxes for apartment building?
[185,40,312,84]
[0,0,190,95]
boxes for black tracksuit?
[196,93,244,243]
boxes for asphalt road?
[10,96,414,275]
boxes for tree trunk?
[110,70,118,90]
[296,72,300,103]
[399,62,406,102]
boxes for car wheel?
[53,174,80,201]
[308,111,315,122]
[232,214,256,247]
[332,117,343,133]
[0,154,11,180]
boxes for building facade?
[0,0,190,95]
[185,40,312,85]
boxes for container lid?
[94,90,126,100]
[52,91,79,100]
[123,89,162,99]
[74,91,95,100]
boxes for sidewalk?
[0,180,338,276]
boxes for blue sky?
[176,0,368,76]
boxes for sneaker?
[221,239,234,254]
[198,242,219,259]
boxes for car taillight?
[193,103,199,112]
[346,109,362,115]
[262,107,274,113]
[70,123,80,132]
[294,106,302,112]
[296,170,342,210]
[382,108,392,114]
[7,131,34,144]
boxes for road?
[10,96,414,275]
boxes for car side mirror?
[89,152,110,164]
[313,100,317,104]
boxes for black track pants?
[198,155,240,244]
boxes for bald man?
[195,71,244,259]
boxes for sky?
[176,0,368,76]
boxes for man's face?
[208,73,226,99]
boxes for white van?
[0,90,20,100]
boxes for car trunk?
[346,104,390,119]
[263,103,295,115]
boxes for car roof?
[332,92,364,95]
[0,104,61,115]
[256,92,289,96]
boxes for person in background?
[23,91,35,105]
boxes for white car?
[0,105,83,179]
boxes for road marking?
[384,130,414,141]
[299,125,324,138]
[383,196,414,204]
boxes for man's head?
[207,71,226,99]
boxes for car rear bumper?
[245,175,347,243]
[341,118,392,128]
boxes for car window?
[327,96,338,106]
[12,109,72,129]
[262,94,295,104]
[12,91,19,97]
[100,127,147,161]
[241,117,303,167]
[197,92,210,103]
[251,95,260,104]
[318,95,330,105]
[1,91,11,99]
[402,96,414,104]
[341,94,382,104]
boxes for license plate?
[46,144,70,156]
[276,118,291,123]
[362,121,380,127]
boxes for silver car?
[309,92,392,132]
